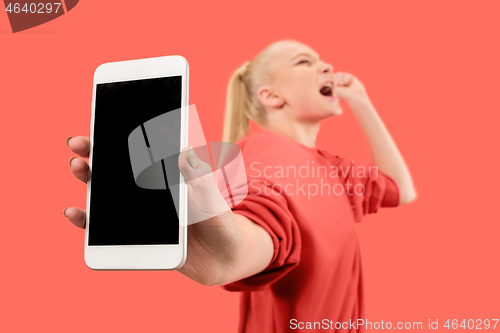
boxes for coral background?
[1,0,499,331]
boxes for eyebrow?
[291,52,323,62]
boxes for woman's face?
[269,41,342,121]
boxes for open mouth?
[320,82,333,97]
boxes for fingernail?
[63,208,68,217]
[69,156,76,166]
[187,146,199,169]
[66,136,73,147]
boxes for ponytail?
[223,42,279,142]
[223,62,251,143]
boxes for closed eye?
[296,59,310,65]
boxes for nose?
[319,62,333,74]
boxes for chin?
[318,98,342,117]
[324,105,343,117]
[332,106,343,116]
[301,102,342,121]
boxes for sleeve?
[337,157,400,223]
[220,179,302,292]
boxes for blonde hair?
[223,40,297,143]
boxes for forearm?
[348,96,417,205]
[217,214,274,285]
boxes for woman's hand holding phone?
[64,136,89,229]
[64,136,273,286]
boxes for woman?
[64,39,416,332]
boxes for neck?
[266,111,320,148]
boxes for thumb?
[334,85,349,101]
[178,146,231,224]
[178,146,213,183]
[179,146,226,194]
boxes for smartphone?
[85,56,188,270]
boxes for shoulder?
[236,130,295,158]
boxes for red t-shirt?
[221,130,400,332]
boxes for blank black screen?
[88,76,181,245]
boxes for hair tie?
[238,61,250,79]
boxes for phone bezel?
[85,55,188,270]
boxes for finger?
[335,72,345,86]
[62,207,86,229]
[340,72,346,86]
[66,136,90,158]
[178,146,213,184]
[340,72,349,86]
[344,73,353,86]
[338,72,352,86]
[69,157,89,183]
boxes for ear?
[257,85,285,109]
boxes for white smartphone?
[85,56,188,270]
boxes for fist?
[333,72,368,103]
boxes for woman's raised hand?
[333,71,368,103]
